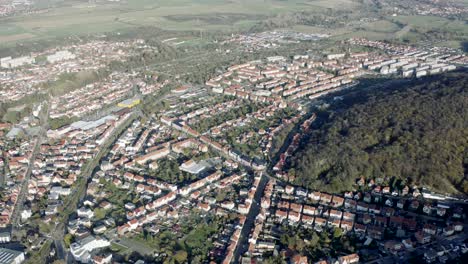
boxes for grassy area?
[25,240,52,264]
[362,20,401,33]
[110,242,129,253]
[0,0,360,46]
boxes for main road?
[51,110,138,262]
[11,104,49,240]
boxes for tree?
[173,250,188,263]
[63,234,74,248]
[333,227,343,239]
[289,72,468,195]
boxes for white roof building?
[70,236,110,263]
[0,248,25,264]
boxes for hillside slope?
[289,72,468,195]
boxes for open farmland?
[0,0,360,46]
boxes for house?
[302,215,314,225]
[361,214,372,225]
[303,205,317,216]
[338,253,359,264]
[382,207,395,217]
[424,249,438,263]
[396,199,405,209]
[374,216,388,227]
[354,223,366,234]
[289,211,301,222]
[452,207,463,218]
[384,240,403,254]
[353,192,362,200]
[291,255,308,264]
[403,218,417,231]
[423,224,437,235]
[314,217,326,227]
[389,216,404,228]
[328,218,341,228]
[368,204,381,214]
[385,199,393,207]
[423,203,433,214]
[344,199,356,210]
[329,209,342,219]
[382,186,390,194]
[357,202,368,212]
[367,225,385,240]
[409,200,419,210]
[290,203,303,213]
[77,207,94,219]
[453,222,463,232]
[319,193,332,205]
[341,220,354,232]
[331,196,344,207]
[401,186,409,196]
[309,191,322,202]
[372,186,381,194]
[92,253,112,264]
[443,225,454,236]
[198,202,210,212]
[296,188,308,197]
[276,210,288,221]
[415,231,431,244]
[402,238,414,250]
[363,193,372,203]
[436,207,446,217]
[357,177,365,186]
[342,212,355,221]
[285,185,295,194]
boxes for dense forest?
[289,71,468,195]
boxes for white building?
[20,209,32,221]
[0,230,11,243]
[0,56,35,68]
[77,207,95,219]
[0,248,25,264]
[46,50,76,64]
[327,53,345,60]
[70,236,110,263]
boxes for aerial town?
[0,0,467,263]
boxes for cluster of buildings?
[382,0,468,17]
[272,113,315,176]
[49,72,134,119]
[0,0,32,16]
[0,108,132,261]
[49,72,170,119]
[0,124,35,229]
[223,31,328,52]
[204,104,298,158]
[348,38,465,78]
[0,40,145,103]
[205,54,367,104]
[64,112,267,262]
[241,175,466,263]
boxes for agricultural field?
[0,0,360,46]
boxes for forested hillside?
[289,71,468,195]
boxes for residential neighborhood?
[0,7,467,263]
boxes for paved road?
[51,112,137,262]
[232,173,268,264]
[11,104,49,239]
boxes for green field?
[0,0,466,49]
[0,0,360,46]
